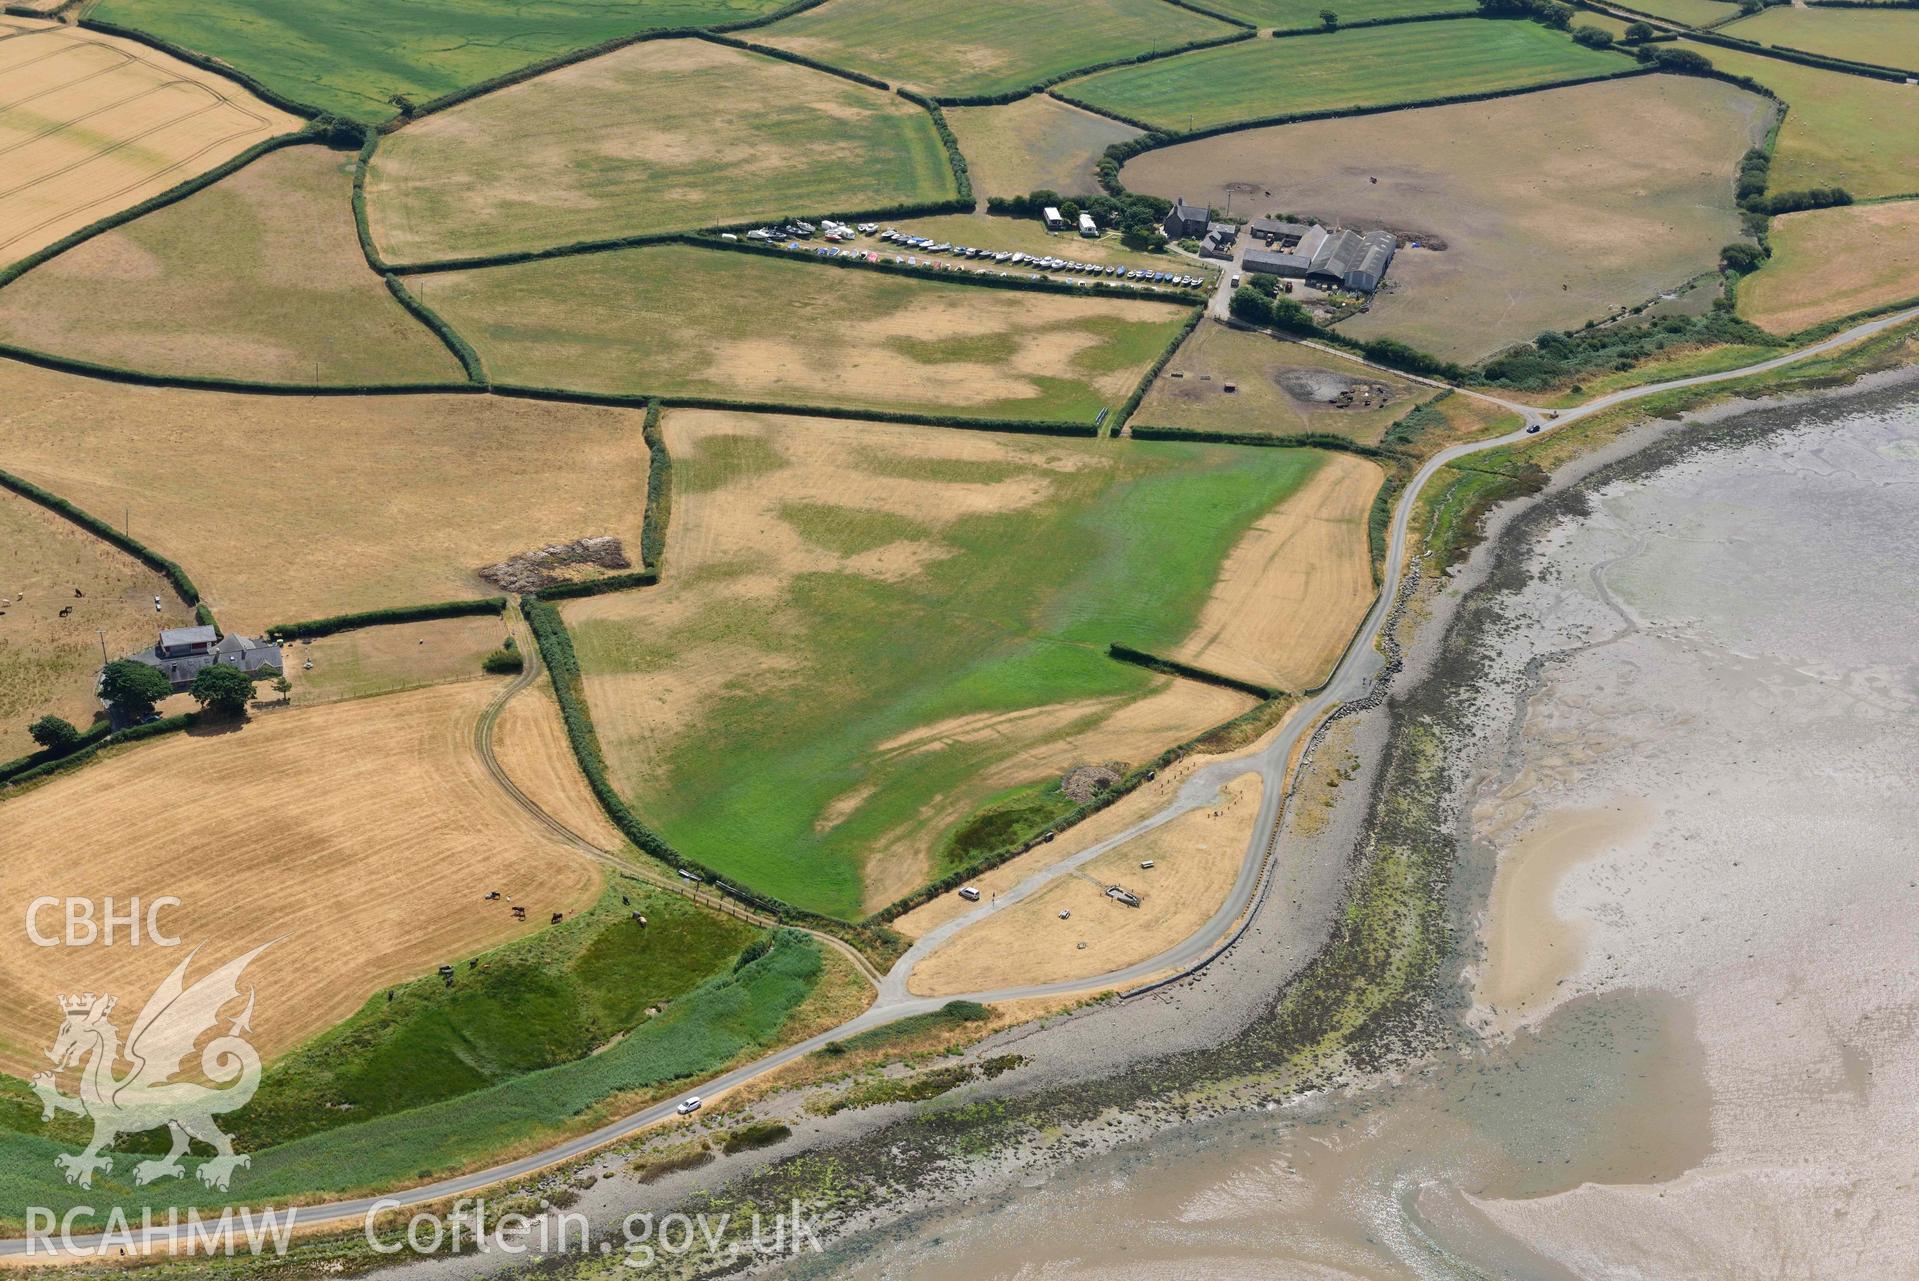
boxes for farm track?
[0,306,1912,1256]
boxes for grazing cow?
[58,606,72,618]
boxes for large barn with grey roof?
[1242,225,1397,294]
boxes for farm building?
[119,625,284,691]
[1242,226,1397,293]
[1042,206,1067,231]
[1198,221,1240,260]
[1162,198,1209,240]
[1078,211,1098,237]
[1249,218,1312,247]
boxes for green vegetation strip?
[641,400,673,571]
[0,933,824,1220]
[264,597,505,642]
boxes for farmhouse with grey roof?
[117,625,284,692]
[1162,198,1209,240]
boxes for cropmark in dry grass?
[0,359,649,633]
[366,39,954,265]
[0,144,459,384]
[564,409,1344,919]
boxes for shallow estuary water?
[823,383,1919,1279]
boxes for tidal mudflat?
[817,378,1919,1278]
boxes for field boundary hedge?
[75,17,323,117]
[349,129,388,274]
[0,133,313,292]
[0,467,210,625]
[1681,28,1915,79]
[520,599,900,955]
[696,30,890,88]
[0,714,197,790]
[492,383,1103,435]
[384,277,487,382]
[0,339,479,398]
[895,89,972,204]
[925,27,1256,108]
[529,571,661,602]
[1107,643,1280,699]
[1160,0,1257,28]
[1270,9,1481,37]
[640,400,672,570]
[868,692,1290,923]
[1128,423,1401,460]
[1111,306,1203,433]
[264,597,504,641]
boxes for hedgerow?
[492,383,1101,436]
[1106,643,1280,699]
[1679,27,1915,80]
[1128,425,1399,459]
[1112,306,1203,432]
[641,400,673,570]
[698,31,890,89]
[927,27,1256,107]
[0,339,477,398]
[264,597,505,641]
[529,571,661,602]
[0,469,210,626]
[895,88,972,203]
[77,17,322,117]
[383,276,487,382]
[0,716,196,790]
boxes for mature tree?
[1230,285,1273,326]
[1720,242,1764,273]
[1320,8,1339,28]
[1624,20,1656,41]
[272,675,293,704]
[188,664,256,717]
[1269,296,1318,334]
[1572,24,1614,47]
[99,660,173,719]
[28,715,81,753]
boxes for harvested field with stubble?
[1680,41,1919,200]
[1736,201,1919,335]
[563,409,1341,918]
[757,0,1234,98]
[1126,76,1767,360]
[0,360,649,632]
[1136,323,1437,442]
[0,491,196,759]
[365,40,953,264]
[423,244,1193,421]
[944,97,1138,201]
[0,144,459,384]
[490,673,627,852]
[0,22,298,270]
[1165,450,1381,692]
[85,0,796,122]
[0,682,603,1078]
[1060,19,1629,132]
[908,772,1262,996]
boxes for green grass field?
[1198,0,1475,28]
[756,0,1234,97]
[0,145,459,385]
[1059,19,1631,131]
[1720,5,1919,70]
[87,0,796,122]
[0,931,822,1222]
[568,411,1327,917]
[1681,41,1919,198]
[420,244,1193,420]
[366,39,953,263]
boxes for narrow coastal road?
[7,306,1910,1258]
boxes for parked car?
[959,886,982,902]
[676,1096,702,1115]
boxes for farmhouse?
[119,625,284,691]
[1242,226,1397,294]
[1162,198,1209,240]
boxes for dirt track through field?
[1168,451,1383,692]
[0,22,297,268]
[0,683,603,1078]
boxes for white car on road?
[676,1096,702,1115]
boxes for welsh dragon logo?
[31,944,270,1191]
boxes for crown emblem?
[57,993,100,1015]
